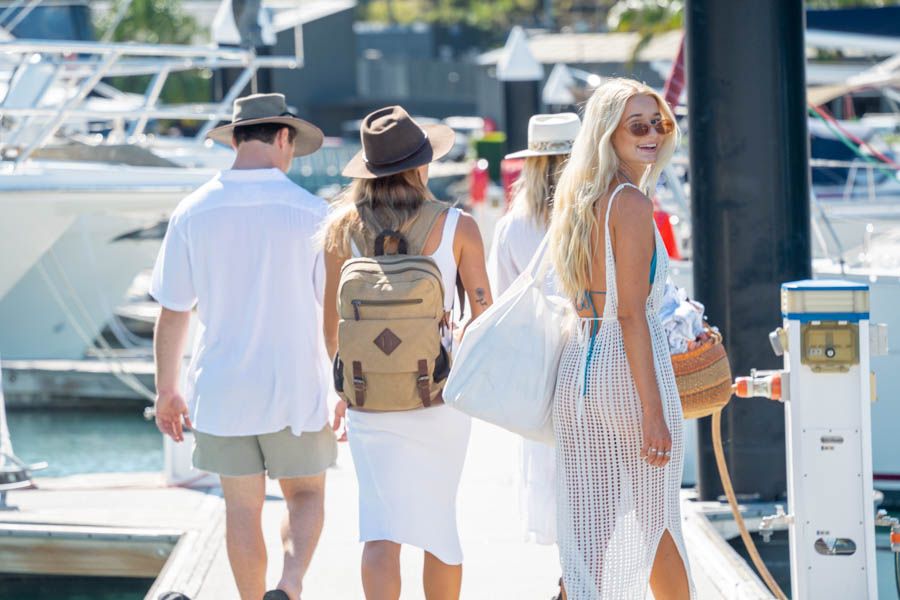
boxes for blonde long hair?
[322,169,436,257]
[509,154,568,228]
[548,78,678,302]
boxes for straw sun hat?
[505,112,581,159]
[206,93,324,157]
[342,106,456,179]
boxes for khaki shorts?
[193,425,337,479]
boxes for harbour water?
[0,575,152,600]
[2,409,160,600]
[7,409,161,478]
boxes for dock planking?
[0,423,772,599]
[0,522,179,577]
[0,472,223,598]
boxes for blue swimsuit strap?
[580,244,656,397]
[581,290,604,397]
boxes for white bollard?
[163,431,217,488]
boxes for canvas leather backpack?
[334,202,453,412]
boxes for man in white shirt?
[151,93,335,600]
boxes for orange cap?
[770,374,782,401]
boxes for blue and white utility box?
[779,279,883,599]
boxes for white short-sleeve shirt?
[150,168,331,437]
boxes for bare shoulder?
[454,211,483,246]
[610,185,653,228]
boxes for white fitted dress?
[553,184,694,598]
[487,208,558,545]
[347,208,472,565]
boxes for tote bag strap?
[522,233,562,294]
[526,233,551,280]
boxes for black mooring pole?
[497,27,543,155]
[686,0,811,501]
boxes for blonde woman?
[487,113,579,599]
[489,113,580,293]
[322,106,492,600]
[548,79,693,599]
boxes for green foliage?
[806,0,899,7]
[607,0,683,67]
[357,0,900,30]
[360,0,541,29]
[95,0,200,44]
[602,0,900,69]
[608,0,683,33]
[93,0,211,105]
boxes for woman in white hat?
[486,111,580,600]
[488,113,581,296]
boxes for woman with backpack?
[321,106,493,600]
[548,78,693,598]
[486,112,580,600]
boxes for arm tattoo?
[475,287,488,307]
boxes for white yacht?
[0,38,296,359]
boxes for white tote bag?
[444,236,574,444]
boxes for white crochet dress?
[553,183,694,599]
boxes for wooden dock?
[0,421,772,599]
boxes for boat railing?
[663,154,900,265]
[808,157,899,204]
[668,154,897,205]
[0,38,301,165]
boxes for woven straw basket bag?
[671,325,733,419]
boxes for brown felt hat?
[342,106,456,179]
[206,93,324,157]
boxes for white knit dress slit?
[553,183,695,599]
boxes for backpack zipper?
[351,298,424,320]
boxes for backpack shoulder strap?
[404,201,448,255]
[349,227,369,257]
[348,201,447,257]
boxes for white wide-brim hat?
[505,112,581,159]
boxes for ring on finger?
[648,447,658,454]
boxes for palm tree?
[607,0,683,67]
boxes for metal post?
[0,0,27,28]
[543,0,555,30]
[130,66,171,138]
[15,52,121,164]
[496,27,543,157]
[195,65,258,140]
[685,0,811,501]
[4,56,66,147]
[100,0,134,42]
[3,0,43,34]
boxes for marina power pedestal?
[747,280,889,599]
[782,280,880,598]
